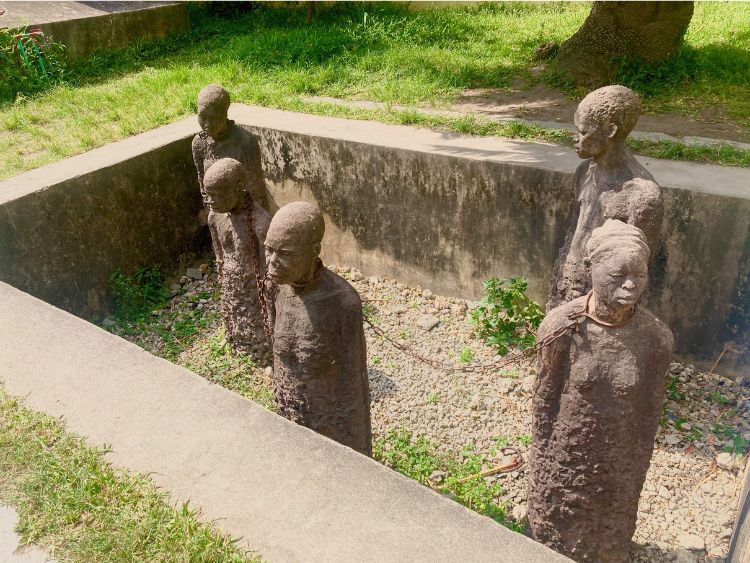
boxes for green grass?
[1,2,748,180]
[373,428,521,532]
[0,387,255,562]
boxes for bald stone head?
[586,219,650,313]
[197,84,230,139]
[265,202,325,285]
[203,158,246,213]
[573,85,641,159]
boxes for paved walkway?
[0,507,56,563]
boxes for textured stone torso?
[528,296,673,562]
[548,157,662,309]
[273,268,371,455]
[192,124,267,207]
[208,204,271,361]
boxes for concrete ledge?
[0,282,568,563]
[0,117,202,317]
[0,2,190,62]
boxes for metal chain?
[243,193,274,343]
[362,302,585,375]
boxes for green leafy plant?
[110,267,169,323]
[471,277,544,355]
[0,27,67,102]
[374,429,520,531]
[427,393,440,405]
[707,390,731,405]
[711,423,749,454]
[665,373,686,401]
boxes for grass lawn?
[0,387,256,562]
[1,2,749,180]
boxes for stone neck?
[290,258,324,293]
[587,291,635,327]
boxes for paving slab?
[0,506,56,563]
[0,282,570,563]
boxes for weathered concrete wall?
[1,105,748,374]
[0,2,190,62]
[0,119,202,319]
[729,459,750,562]
[234,106,750,375]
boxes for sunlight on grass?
[0,2,747,180]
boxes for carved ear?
[608,123,618,140]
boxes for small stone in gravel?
[180,276,190,285]
[186,268,204,280]
[199,263,210,274]
[676,532,705,551]
[673,547,698,563]
[102,317,116,328]
[416,314,440,331]
[670,362,685,375]
[393,305,408,315]
[422,289,433,298]
[716,452,736,471]
[664,434,680,445]
[368,276,379,285]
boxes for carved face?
[573,110,614,159]
[264,230,319,286]
[197,101,229,139]
[591,246,648,313]
[204,180,241,214]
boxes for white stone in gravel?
[416,314,440,331]
[664,434,680,446]
[368,276,379,285]
[676,532,705,551]
[716,452,737,471]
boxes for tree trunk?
[554,1,694,88]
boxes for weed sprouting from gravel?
[373,428,522,532]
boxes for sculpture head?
[573,85,641,159]
[265,202,325,285]
[585,219,649,316]
[197,84,231,139]
[203,158,245,213]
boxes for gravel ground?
[116,263,748,563]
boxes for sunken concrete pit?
[1,105,750,561]
[1,105,749,374]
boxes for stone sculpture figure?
[528,219,674,563]
[192,84,267,209]
[203,158,272,362]
[548,84,664,310]
[265,202,372,456]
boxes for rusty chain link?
[243,193,274,343]
[362,301,586,374]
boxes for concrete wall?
[729,458,750,562]
[0,2,190,62]
[0,119,202,319]
[235,106,750,376]
[1,104,749,374]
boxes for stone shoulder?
[322,269,362,310]
[538,296,587,340]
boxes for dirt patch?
[454,80,750,143]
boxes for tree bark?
[554,1,694,88]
